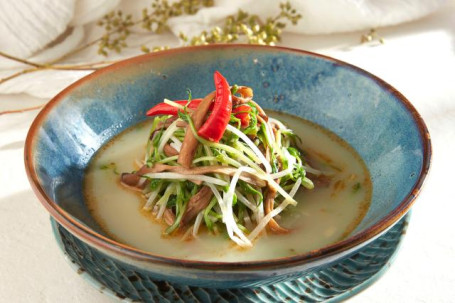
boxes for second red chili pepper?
[232,105,251,128]
[146,99,203,116]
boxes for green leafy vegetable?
[122,81,315,248]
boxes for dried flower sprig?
[97,11,135,56]
[0,0,302,115]
[361,28,385,44]
[0,0,216,88]
[178,3,301,47]
[0,50,114,86]
[98,0,301,54]
[0,104,44,116]
[98,0,214,55]
[142,0,214,32]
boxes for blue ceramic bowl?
[25,45,431,289]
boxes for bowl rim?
[24,44,431,270]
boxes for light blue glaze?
[29,45,429,289]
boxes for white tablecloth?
[1,4,454,302]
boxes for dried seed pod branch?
[178,3,302,47]
[0,0,302,116]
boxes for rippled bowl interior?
[30,46,427,252]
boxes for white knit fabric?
[0,0,75,58]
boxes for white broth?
[84,112,371,261]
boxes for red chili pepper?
[232,105,251,128]
[197,71,232,142]
[146,99,203,116]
